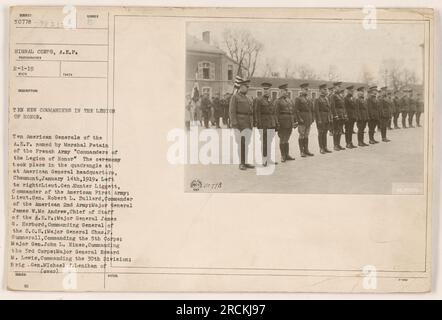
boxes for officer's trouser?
[401,111,408,128]
[408,111,415,126]
[278,127,292,158]
[345,119,356,145]
[356,120,367,144]
[234,128,252,165]
[416,112,422,126]
[368,119,378,141]
[393,112,400,128]
[259,128,276,158]
[298,124,311,139]
[379,118,388,140]
[317,123,329,150]
[332,119,344,146]
[202,112,210,128]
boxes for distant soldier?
[400,89,409,128]
[229,79,254,170]
[416,92,423,127]
[344,85,357,149]
[367,86,380,144]
[294,83,314,157]
[355,86,369,147]
[408,90,417,128]
[392,90,401,129]
[275,84,296,162]
[378,86,391,142]
[220,92,231,127]
[327,85,335,137]
[212,93,223,128]
[200,92,211,128]
[314,83,333,154]
[387,91,395,130]
[330,82,347,151]
[254,82,278,166]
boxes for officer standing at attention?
[330,82,347,151]
[408,89,417,128]
[254,82,279,167]
[200,92,212,128]
[344,85,357,149]
[416,92,423,127]
[229,79,255,171]
[355,86,369,147]
[367,86,380,144]
[392,90,401,129]
[314,83,333,154]
[400,88,409,128]
[275,84,296,162]
[378,86,391,142]
[295,83,314,157]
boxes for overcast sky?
[187,21,425,84]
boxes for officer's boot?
[305,138,314,156]
[280,143,286,163]
[324,133,332,153]
[319,134,325,154]
[299,139,306,157]
[286,143,295,160]
[333,134,340,151]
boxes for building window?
[198,61,215,80]
[256,90,263,98]
[202,87,212,98]
[227,65,233,81]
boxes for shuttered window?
[198,61,215,80]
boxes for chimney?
[202,31,210,44]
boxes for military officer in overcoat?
[313,83,333,154]
[378,86,391,142]
[408,89,417,128]
[294,83,314,157]
[275,84,296,162]
[355,86,369,147]
[392,90,401,129]
[416,92,423,127]
[367,86,380,144]
[229,79,254,170]
[344,85,357,149]
[400,88,409,128]
[330,82,347,151]
[254,82,278,167]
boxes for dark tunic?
[229,92,253,130]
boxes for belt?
[261,112,274,115]
[279,112,291,115]
[236,112,251,115]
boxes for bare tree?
[378,58,417,90]
[293,63,319,80]
[282,59,296,78]
[222,28,263,78]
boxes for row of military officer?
[229,79,423,170]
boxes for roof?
[250,77,367,89]
[186,35,225,55]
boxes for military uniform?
[408,94,417,127]
[416,94,423,127]
[295,84,314,157]
[355,90,369,146]
[212,96,223,128]
[330,89,347,150]
[254,83,278,165]
[367,87,380,143]
[220,95,231,127]
[344,87,357,148]
[229,85,254,169]
[275,85,295,162]
[314,85,332,154]
[400,93,409,128]
[378,89,391,142]
[392,94,401,129]
[200,95,212,128]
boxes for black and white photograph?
[184,19,427,194]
